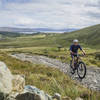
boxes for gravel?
[11,53,100,91]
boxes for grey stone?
[0,62,13,94]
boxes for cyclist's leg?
[76,53,81,63]
[71,54,75,68]
[76,54,79,62]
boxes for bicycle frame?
[74,55,83,67]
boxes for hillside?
[57,24,100,48]
[0,31,20,38]
[0,24,99,48]
[0,25,99,100]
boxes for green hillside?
[0,25,99,100]
[55,24,100,48]
[0,31,21,38]
[0,24,99,49]
[0,24,99,67]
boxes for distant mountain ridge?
[0,27,77,33]
[0,27,36,33]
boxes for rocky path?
[11,53,100,91]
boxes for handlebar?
[71,53,86,57]
[78,54,85,57]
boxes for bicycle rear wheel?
[77,61,86,79]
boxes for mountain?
[0,27,36,33]
[0,27,77,33]
[31,28,76,33]
[55,24,100,48]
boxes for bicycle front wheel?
[77,61,86,79]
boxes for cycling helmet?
[73,39,79,43]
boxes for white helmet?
[73,39,79,43]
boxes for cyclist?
[70,39,85,69]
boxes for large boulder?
[7,85,52,100]
[75,97,83,100]
[15,92,47,100]
[6,85,53,100]
[23,85,52,100]
[0,61,13,94]
[9,86,63,100]
[12,75,25,92]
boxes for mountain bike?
[70,54,87,79]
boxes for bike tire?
[77,61,86,79]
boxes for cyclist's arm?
[79,45,86,55]
[70,45,77,54]
[70,50,74,54]
[81,49,86,55]
[70,45,74,54]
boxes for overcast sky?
[0,0,100,29]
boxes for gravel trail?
[11,53,100,91]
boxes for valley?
[0,24,100,100]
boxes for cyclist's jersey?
[70,44,82,53]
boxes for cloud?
[0,0,100,29]
[85,0,100,7]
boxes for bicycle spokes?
[79,64,83,71]
[77,62,86,79]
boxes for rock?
[53,93,61,100]
[0,93,5,100]
[62,96,72,100]
[0,61,13,94]
[10,85,52,100]
[75,97,83,100]
[15,92,52,100]
[12,75,25,92]
[6,96,16,100]
[6,85,54,100]
[24,85,52,100]
[80,92,89,99]
[15,92,40,100]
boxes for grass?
[0,29,99,67]
[0,24,100,49]
[0,24,99,99]
[0,51,100,100]
[2,46,100,67]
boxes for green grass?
[0,24,99,49]
[0,51,100,100]
[0,24,99,99]
[2,47,100,67]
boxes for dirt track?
[11,53,100,91]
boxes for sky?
[0,0,100,29]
